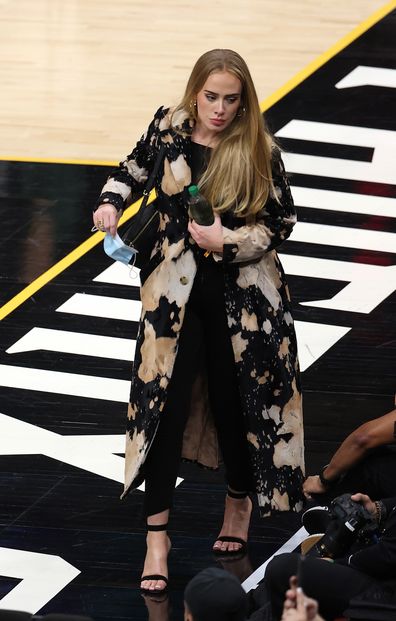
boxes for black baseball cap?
[184,567,248,621]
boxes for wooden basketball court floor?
[0,1,395,619]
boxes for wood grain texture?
[0,0,391,161]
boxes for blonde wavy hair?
[172,49,277,217]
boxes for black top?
[189,142,218,267]
[190,141,211,185]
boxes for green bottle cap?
[188,185,199,196]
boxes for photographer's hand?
[351,493,376,518]
[303,475,327,498]
[282,583,323,621]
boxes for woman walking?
[93,48,304,594]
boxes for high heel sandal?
[212,489,251,557]
[140,523,170,595]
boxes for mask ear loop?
[128,250,139,279]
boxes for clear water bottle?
[187,185,214,226]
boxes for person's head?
[194,69,242,141]
[181,49,258,140]
[184,567,247,621]
[174,49,277,217]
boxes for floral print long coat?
[96,106,305,515]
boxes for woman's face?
[195,71,242,137]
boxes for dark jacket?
[345,497,396,579]
[342,498,396,620]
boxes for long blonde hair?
[172,49,276,217]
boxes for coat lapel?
[159,109,194,197]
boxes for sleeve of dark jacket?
[93,106,167,213]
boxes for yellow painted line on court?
[0,155,116,166]
[0,194,152,321]
[260,0,396,112]
[1,0,394,321]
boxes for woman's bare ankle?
[141,532,171,591]
[141,510,171,590]
[145,530,171,552]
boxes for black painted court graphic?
[0,9,395,620]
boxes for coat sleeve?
[93,106,167,213]
[217,149,296,264]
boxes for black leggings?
[143,259,253,517]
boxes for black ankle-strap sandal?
[140,523,169,594]
[227,489,249,499]
[212,490,251,557]
[212,535,247,556]
[146,523,168,531]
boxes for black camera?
[308,493,378,559]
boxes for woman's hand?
[188,213,224,253]
[93,204,120,237]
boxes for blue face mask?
[103,233,137,265]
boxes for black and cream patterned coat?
[96,105,305,515]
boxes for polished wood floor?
[0,0,393,161]
[0,2,395,620]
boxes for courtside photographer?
[251,493,396,621]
